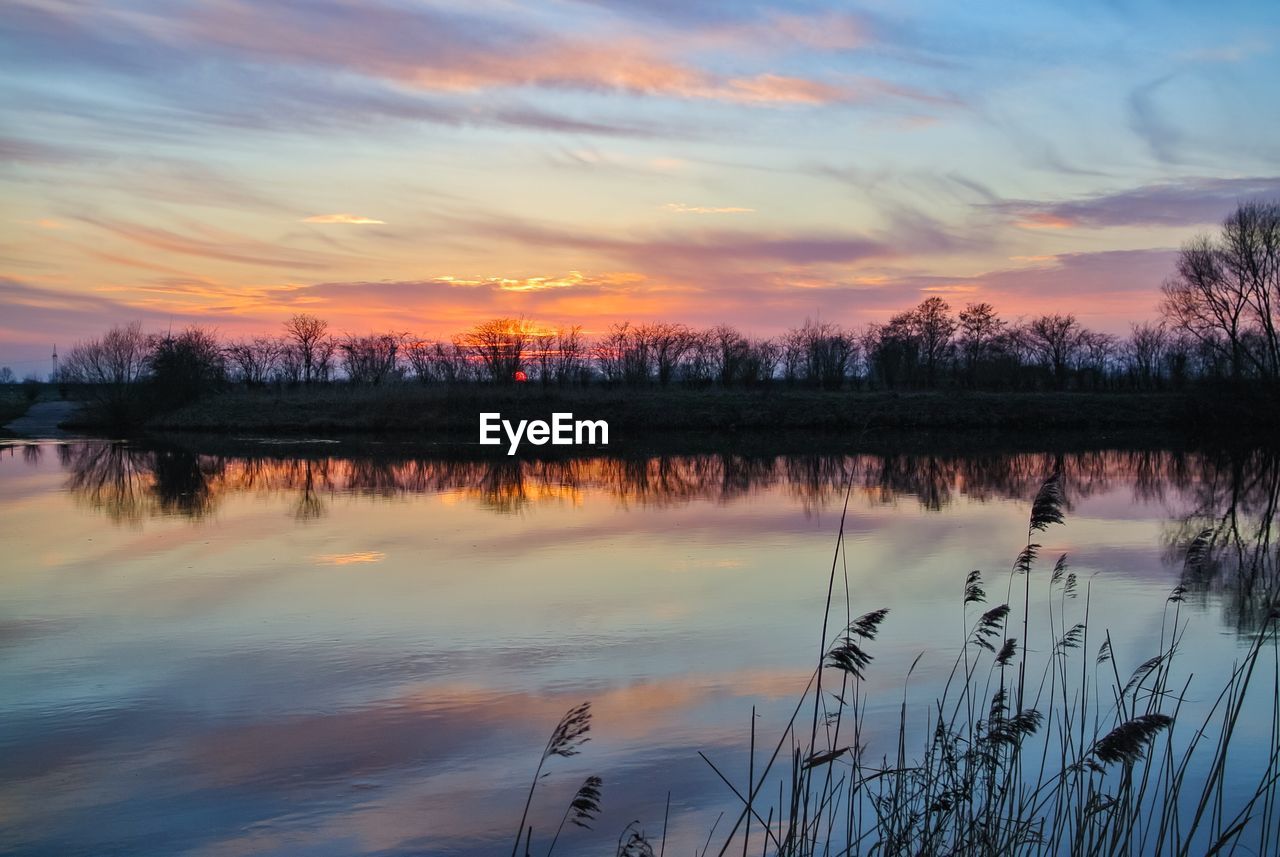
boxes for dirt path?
[2,400,83,438]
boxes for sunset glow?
[2,1,1278,369]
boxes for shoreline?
[60,386,1277,439]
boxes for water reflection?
[1160,448,1280,632]
[43,442,1235,517]
[1,437,1277,855]
[33,440,1280,631]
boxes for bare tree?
[314,335,337,383]
[1220,201,1280,378]
[1024,314,1083,389]
[283,313,329,385]
[531,331,556,386]
[909,296,957,388]
[785,320,855,389]
[650,323,692,386]
[276,342,303,384]
[681,330,716,386]
[404,338,436,384]
[863,315,917,389]
[58,322,150,421]
[1162,201,1280,381]
[958,302,1006,386]
[710,324,751,386]
[552,326,587,385]
[436,339,476,384]
[593,324,628,385]
[741,338,781,385]
[225,337,280,386]
[60,322,149,387]
[462,318,531,383]
[340,332,405,385]
[1075,330,1118,390]
[1125,322,1168,389]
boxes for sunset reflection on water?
[1,440,1275,855]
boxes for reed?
[692,467,1280,856]
[528,469,1278,855]
[512,701,600,857]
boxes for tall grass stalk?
[699,469,1279,856]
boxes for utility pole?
[51,344,58,381]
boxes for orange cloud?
[921,284,978,293]
[172,5,894,108]
[302,214,386,225]
[721,72,848,105]
[314,551,386,566]
[1016,212,1076,230]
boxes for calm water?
[1,438,1276,856]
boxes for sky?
[2,0,1279,371]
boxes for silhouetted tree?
[60,322,150,423]
[283,313,329,385]
[864,315,918,388]
[463,318,531,384]
[1125,322,1168,389]
[552,326,588,385]
[650,323,692,386]
[785,320,856,389]
[909,296,957,388]
[148,326,227,407]
[1162,201,1280,382]
[710,325,750,386]
[225,337,280,386]
[958,302,1006,387]
[340,332,405,385]
[1024,314,1083,389]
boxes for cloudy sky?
[2,0,1278,370]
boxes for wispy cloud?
[993,176,1280,229]
[1,0,946,126]
[23,218,68,230]
[1127,75,1184,165]
[302,214,386,225]
[1015,213,1074,230]
[662,203,755,214]
[75,216,347,271]
[313,551,386,566]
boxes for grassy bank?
[130,387,1210,436]
[0,383,52,427]
[0,391,32,425]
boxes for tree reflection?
[47,439,1278,633]
[60,442,221,522]
[55,442,1223,521]
[1163,448,1279,632]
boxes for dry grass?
[527,464,1279,856]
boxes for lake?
[1,437,1276,856]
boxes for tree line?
[49,201,1280,406]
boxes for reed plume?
[512,702,593,857]
[544,775,603,856]
[825,608,890,680]
[1090,713,1173,766]
[1029,469,1065,532]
